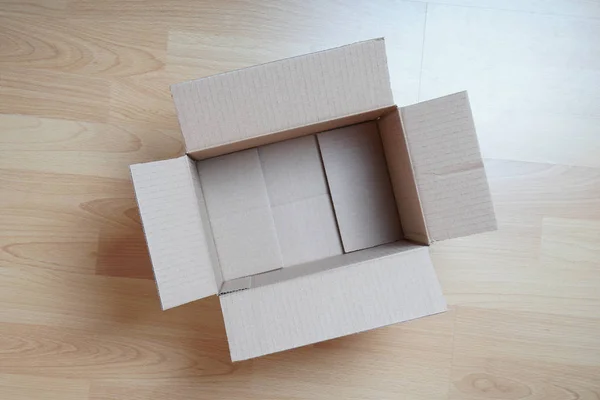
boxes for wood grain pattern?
[1,0,599,398]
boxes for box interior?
[191,106,431,293]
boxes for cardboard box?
[130,38,497,361]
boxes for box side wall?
[185,157,223,289]
[172,38,394,155]
[400,91,497,241]
[220,241,421,293]
[220,246,447,361]
[378,108,430,244]
[130,156,219,309]
[186,107,393,161]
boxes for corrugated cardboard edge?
[220,246,446,361]
[130,156,219,309]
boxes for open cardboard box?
[130,38,497,361]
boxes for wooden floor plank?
[0,373,90,400]
[0,0,599,398]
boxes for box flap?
[317,121,402,252]
[130,156,220,309]
[259,135,343,266]
[400,92,497,242]
[219,247,446,361]
[197,149,283,280]
[171,38,394,154]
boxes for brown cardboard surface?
[220,276,252,294]
[400,92,497,241]
[220,246,446,361]
[186,157,223,289]
[130,156,219,309]
[222,241,422,292]
[318,121,402,252]
[209,209,283,280]
[171,38,394,154]
[197,149,283,280]
[259,135,342,266]
[129,38,498,361]
[272,196,343,267]
[197,148,271,219]
[186,107,394,161]
[378,108,429,244]
[258,135,328,207]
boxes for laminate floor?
[1,1,599,398]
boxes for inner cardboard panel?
[220,241,424,293]
[186,107,395,161]
[194,108,429,288]
[197,149,285,281]
[378,109,430,244]
[259,136,343,268]
[317,121,403,252]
